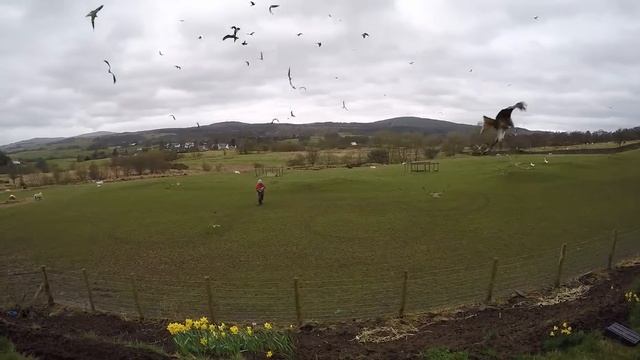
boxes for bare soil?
[2,263,639,359]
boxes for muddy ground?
[2,262,639,359]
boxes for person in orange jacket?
[256,179,265,205]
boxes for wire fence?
[1,228,639,324]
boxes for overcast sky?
[1,0,639,145]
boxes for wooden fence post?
[82,268,95,312]
[293,277,302,326]
[554,244,567,288]
[130,273,144,320]
[205,276,215,323]
[40,266,54,306]
[607,229,618,270]
[399,271,408,318]
[485,258,499,304]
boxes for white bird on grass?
[544,157,549,164]
[530,162,535,167]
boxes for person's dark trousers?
[257,190,264,205]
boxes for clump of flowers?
[543,321,585,351]
[166,317,294,358]
[625,291,640,303]
[549,322,572,337]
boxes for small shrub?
[422,347,468,360]
[214,163,223,172]
[167,317,294,359]
[367,149,389,164]
[201,161,212,172]
[423,147,439,159]
[543,322,585,352]
[253,162,264,169]
[287,154,306,167]
[171,163,189,170]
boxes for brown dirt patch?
[294,264,640,359]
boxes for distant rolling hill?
[3,117,537,152]
[1,131,115,153]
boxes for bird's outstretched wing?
[480,116,496,134]
[91,16,96,30]
[103,60,111,71]
[111,72,116,84]
[342,101,348,111]
[271,118,279,124]
[287,67,296,89]
[269,4,279,14]
[169,114,176,120]
[222,34,235,41]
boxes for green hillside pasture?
[1,151,639,323]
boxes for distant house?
[174,144,182,149]
[184,142,195,149]
[12,160,21,165]
[216,143,230,150]
[350,142,358,146]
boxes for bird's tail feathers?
[511,102,527,111]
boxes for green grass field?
[2,150,640,322]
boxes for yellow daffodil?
[209,324,216,331]
[230,325,239,335]
[266,350,274,358]
[185,319,193,330]
[218,322,227,331]
[549,331,555,337]
[553,326,558,331]
[167,322,187,335]
[567,326,572,331]
[562,322,568,328]
[200,337,208,346]
[264,322,273,330]
[246,326,253,336]
[220,331,226,338]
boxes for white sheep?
[234,170,241,174]
[33,192,43,201]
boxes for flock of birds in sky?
[85,3,540,150]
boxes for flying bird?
[223,33,239,42]
[287,67,296,89]
[290,110,296,117]
[480,102,527,153]
[231,25,241,32]
[250,1,255,5]
[259,51,264,60]
[530,162,535,167]
[245,60,250,66]
[469,68,473,72]
[198,35,204,40]
[533,16,539,20]
[409,61,415,65]
[297,32,303,36]
[174,65,182,69]
[178,19,185,22]
[247,31,255,35]
[271,118,279,124]
[342,100,348,111]
[159,50,164,56]
[269,4,279,14]
[361,32,369,38]
[316,42,322,47]
[86,5,104,30]
[197,122,201,128]
[103,60,116,84]
[169,114,176,120]
[242,41,248,45]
